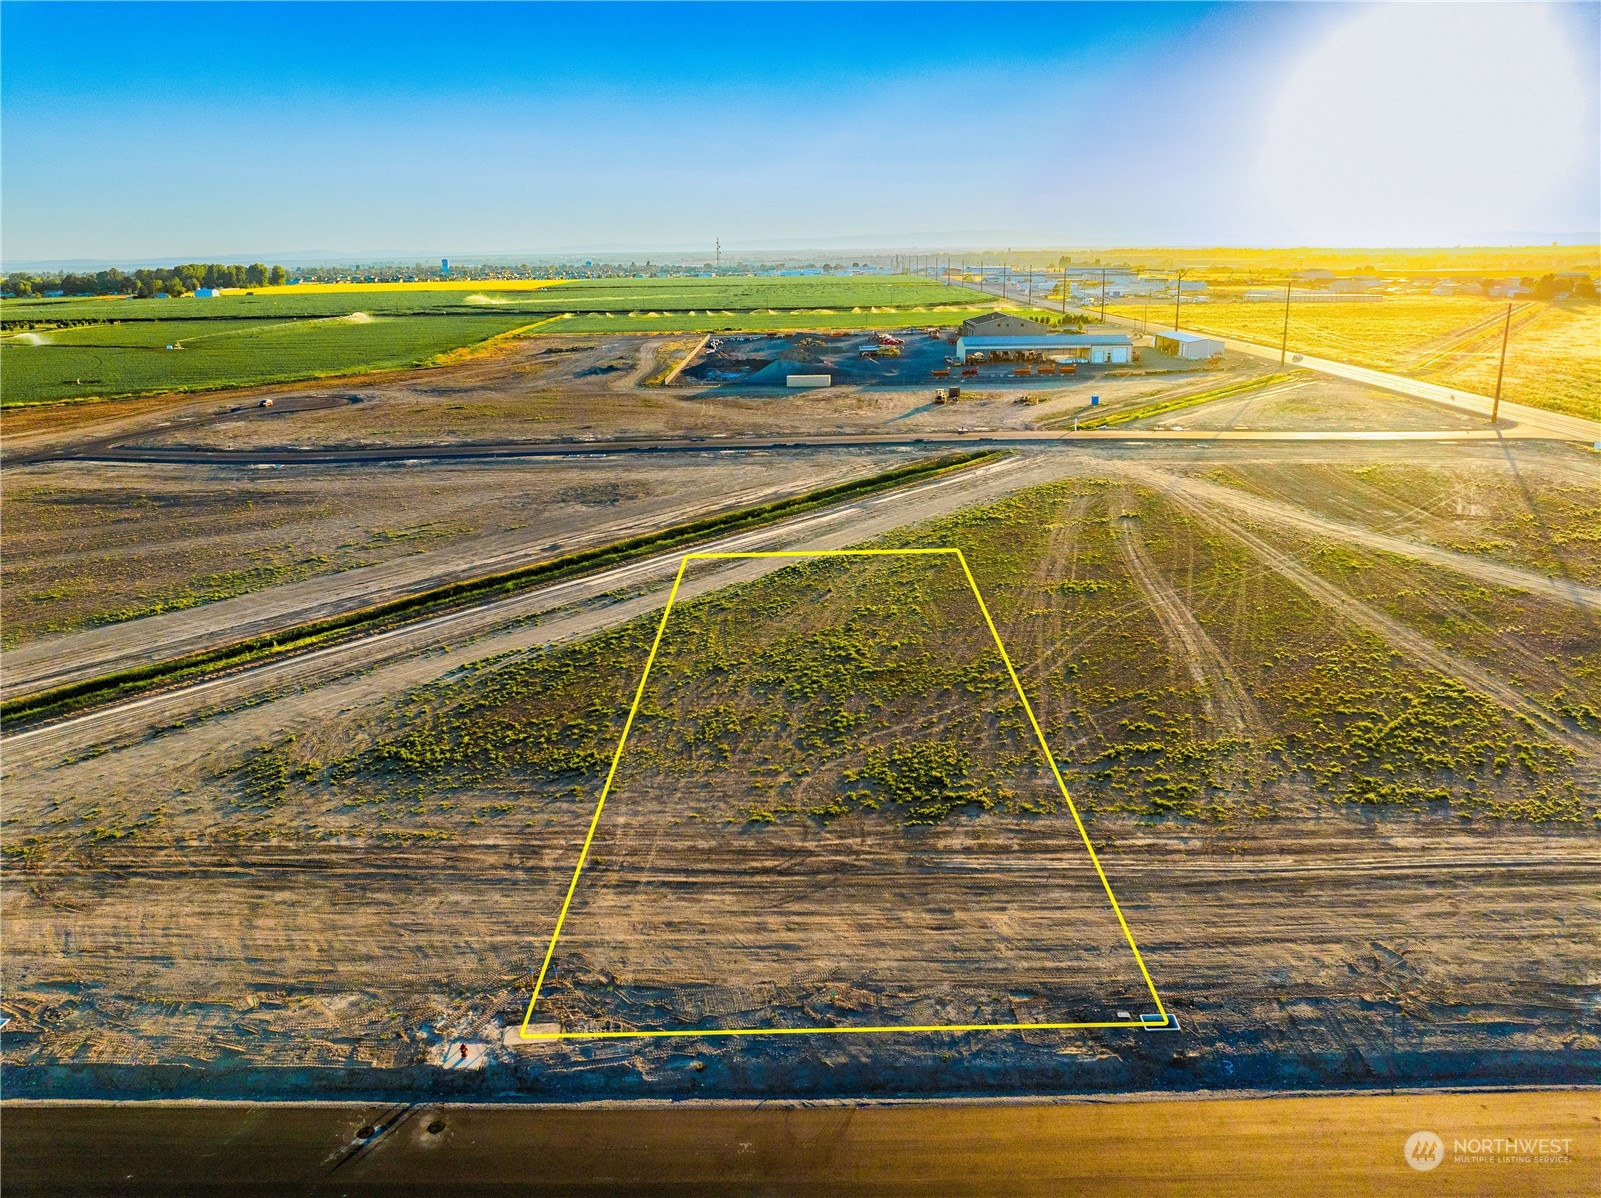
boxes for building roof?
[960,311,1050,329]
[956,334,1132,348]
[1151,330,1224,344]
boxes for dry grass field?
[1112,295,1600,420]
[1419,303,1600,421]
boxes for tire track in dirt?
[2,454,1070,790]
[1,457,899,699]
[609,340,660,391]
[1110,492,1263,737]
[1156,492,1596,757]
[1121,464,1601,613]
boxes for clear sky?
[2,1,1597,264]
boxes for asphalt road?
[3,1090,1593,1196]
[34,423,1571,469]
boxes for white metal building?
[954,334,1132,365]
[1152,330,1225,359]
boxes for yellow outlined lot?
[519,548,1170,1040]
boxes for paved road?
[32,423,1568,469]
[3,1090,1592,1196]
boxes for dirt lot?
[0,450,902,677]
[6,332,1364,454]
[3,438,1596,1102]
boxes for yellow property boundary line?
[519,548,1170,1041]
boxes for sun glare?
[1257,4,1589,244]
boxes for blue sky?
[2,2,1597,264]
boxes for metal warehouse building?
[954,333,1132,365]
[1152,330,1225,359]
[958,312,1055,338]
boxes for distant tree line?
[3,262,289,299]
[1529,273,1595,300]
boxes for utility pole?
[1062,263,1068,317]
[1279,276,1292,365]
[1491,302,1512,423]
[1173,268,1189,331]
[1100,268,1107,323]
[715,237,720,271]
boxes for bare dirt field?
[4,437,1596,1105]
[0,449,904,676]
[6,333,1421,459]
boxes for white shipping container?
[786,374,832,388]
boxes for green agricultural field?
[0,313,542,407]
[0,276,995,406]
[0,276,983,325]
[555,306,998,334]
